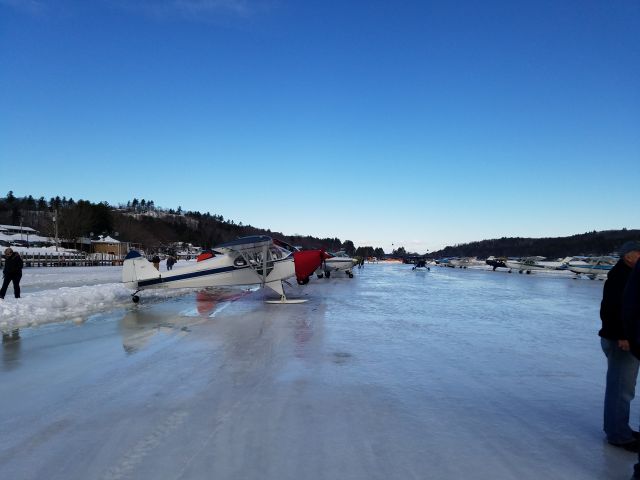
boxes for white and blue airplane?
[565,256,615,279]
[316,251,358,279]
[122,236,326,304]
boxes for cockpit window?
[270,247,283,260]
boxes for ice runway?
[0,264,634,479]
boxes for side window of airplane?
[234,256,247,267]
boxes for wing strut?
[262,244,268,285]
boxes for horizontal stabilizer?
[122,250,161,286]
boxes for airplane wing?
[214,235,273,254]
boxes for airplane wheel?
[348,273,354,278]
[297,277,309,285]
[526,270,531,274]
[325,271,330,278]
[132,295,140,303]
[317,273,324,279]
[518,270,523,274]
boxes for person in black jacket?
[600,241,640,451]
[624,257,640,478]
[0,247,23,299]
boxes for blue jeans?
[602,337,640,444]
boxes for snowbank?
[0,265,193,330]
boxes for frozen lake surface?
[0,263,634,479]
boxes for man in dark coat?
[623,253,640,478]
[600,240,640,451]
[1,247,23,342]
[0,247,23,299]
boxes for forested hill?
[0,192,377,254]
[430,230,640,259]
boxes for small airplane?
[485,256,507,271]
[448,257,484,269]
[316,251,358,279]
[122,236,328,304]
[504,256,567,274]
[434,258,454,267]
[412,259,430,271]
[565,256,615,279]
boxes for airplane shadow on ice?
[118,288,252,354]
[2,336,21,371]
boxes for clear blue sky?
[1,0,638,253]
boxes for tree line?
[0,192,387,256]
[429,229,640,259]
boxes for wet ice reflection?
[0,262,627,480]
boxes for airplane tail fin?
[122,250,160,288]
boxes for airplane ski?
[264,280,307,304]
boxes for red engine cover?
[196,251,214,262]
[293,250,328,282]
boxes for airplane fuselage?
[123,250,295,291]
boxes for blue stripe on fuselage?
[136,257,291,288]
[138,265,240,287]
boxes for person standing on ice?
[1,247,23,342]
[600,240,640,452]
[622,246,640,478]
[0,247,23,300]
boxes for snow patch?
[0,273,192,330]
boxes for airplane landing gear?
[324,271,331,278]
[297,277,309,285]
[347,271,354,278]
[131,290,141,303]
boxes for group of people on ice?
[151,254,177,271]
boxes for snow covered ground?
[0,261,196,330]
[0,263,635,479]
